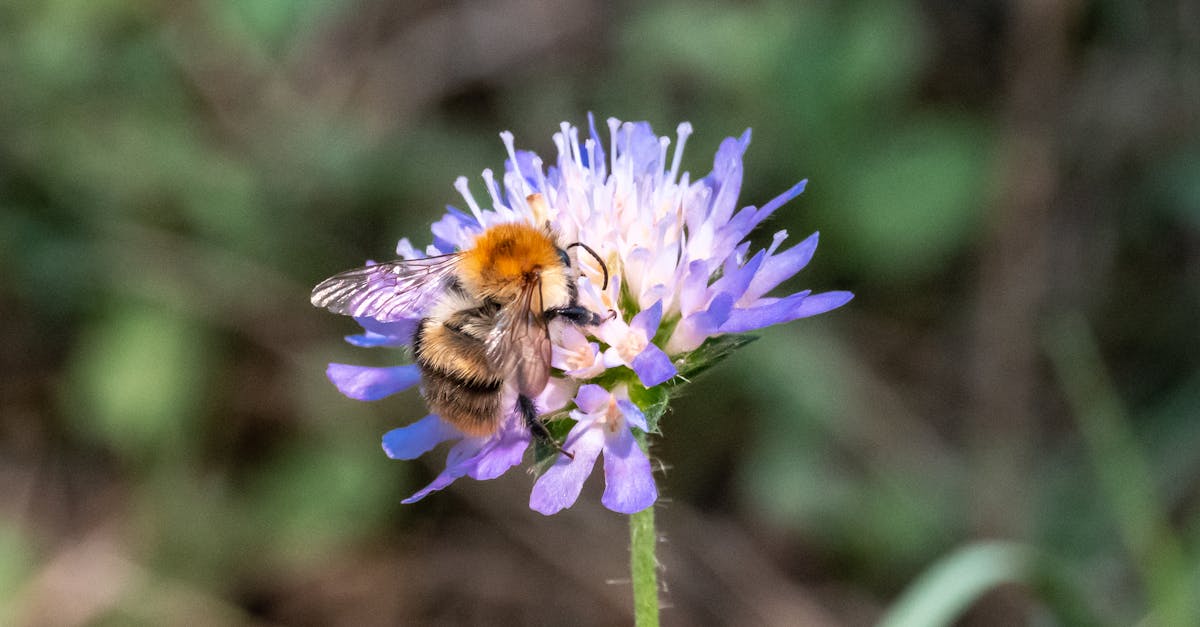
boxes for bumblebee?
[311,199,609,454]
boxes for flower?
[321,115,852,513]
[530,385,656,515]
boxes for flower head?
[320,115,852,514]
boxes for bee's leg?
[517,394,575,460]
[544,305,616,327]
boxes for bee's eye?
[557,248,571,268]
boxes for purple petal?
[574,384,611,414]
[601,428,658,514]
[670,291,737,353]
[326,363,421,401]
[751,179,807,229]
[630,343,676,387]
[617,400,648,432]
[468,424,530,481]
[710,250,764,303]
[530,425,605,515]
[347,317,418,347]
[505,150,544,191]
[679,260,711,315]
[742,232,820,304]
[382,415,461,460]
[704,130,751,226]
[401,438,479,504]
[721,290,854,333]
[630,300,664,339]
[584,112,606,173]
[401,469,462,504]
[430,208,479,252]
[618,121,663,176]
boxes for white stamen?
[670,122,692,185]
[768,230,789,256]
[622,122,634,183]
[568,125,583,169]
[657,136,670,188]
[481,168,503,211]
[498,131,526,198]
[453,176,486,226]
[606,117,620,177]
[584,138,599,177]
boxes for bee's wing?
[310,254,462,322]
[486,282,552,397]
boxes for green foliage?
[63,301,215,461]
[1,0,1197,622]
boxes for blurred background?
[2,0,1198,625]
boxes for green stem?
[629,504,660,627]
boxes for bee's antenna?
[566,242,609,290]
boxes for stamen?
[499,131,526,198]
[453,176,486,226]
[767,230,789,256]
[670,122,692,185]
[607,117,621,177]
[568,124,583,169]
[481,168,503,210]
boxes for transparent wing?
[310,254,462,322]
[486,282,552,397]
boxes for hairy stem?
[629,503,659,626]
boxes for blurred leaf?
[63,301,214,460]
[878,542,1034,627]
[836,115,992,280]
[1150,145,1200,230]
[239,434,393,565]
[216,0,344,54]
[0,523,36,625]
[1045,314,1198,625]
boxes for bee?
[311,196,610,456]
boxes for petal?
[574,384,611,414]
[710,250,764,303]
[630,300,664,339]
[678,260,711,316]
[721,290,854,333]
[741,232,820,305]
[537,377,577,413]
[601,428,658,514]
[469,426,530,481]
[401,438,480,504]
[326,363,421,401]
[704,130,751,226]
[346,317,418,347]
[630,343,676,387]
[617,399,648,432]
[665,292,734,354]
[750,179,807,230]
[382,415,461,460]
[617,121,664,176]
[529,425,606,515]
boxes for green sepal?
[627,380,670,434]
[530,410,576,475]
[673,333,759,381]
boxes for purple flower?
[530,385,656,515]
[319,115,851,513]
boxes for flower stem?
[629,503,659,626]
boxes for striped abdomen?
[412,306,504,436]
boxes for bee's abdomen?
[413,317,503,436]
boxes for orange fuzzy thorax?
[459,223,566,303]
